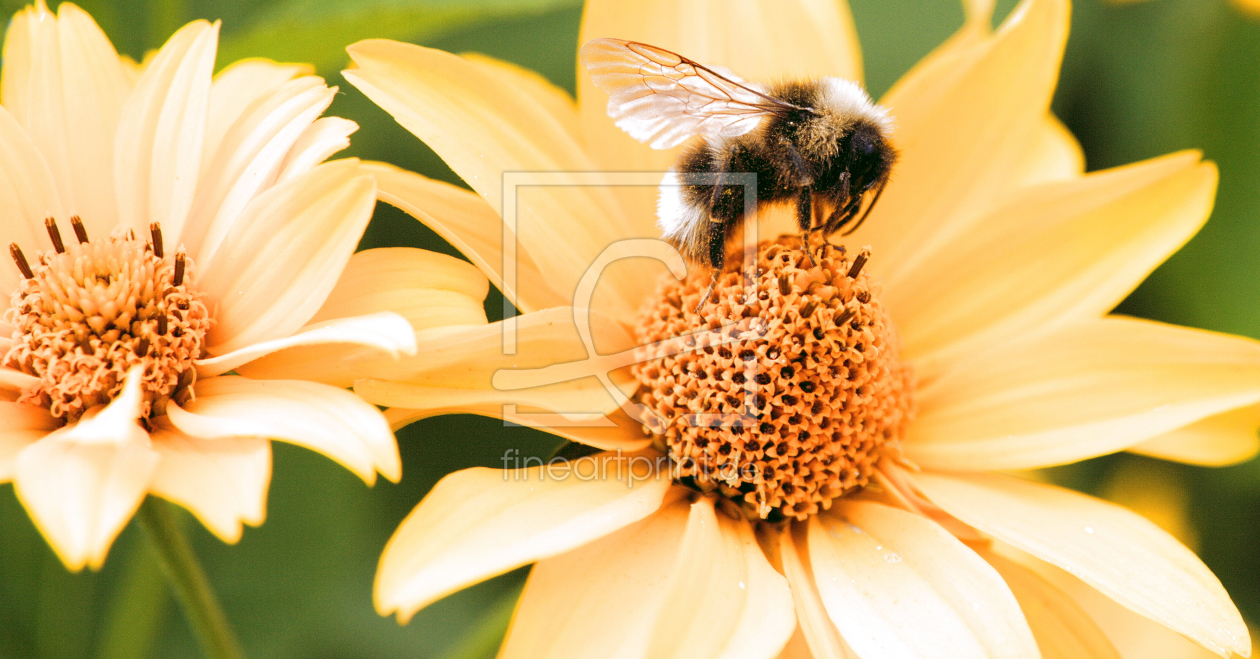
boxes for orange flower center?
[632,236,914,522]
[4,218,210,423]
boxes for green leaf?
[217,0,582,76]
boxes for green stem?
[96,532,169,659]
[137,498,243,659]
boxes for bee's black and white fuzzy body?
[660,78,895,270]
[582,38,897,275]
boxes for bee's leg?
[815,173,853,252]
[796,187,817,267]
[823,194,863,235]
[810,193,829,258]
[696,272,720,314]
[695,218,727,313]
[796,186,813,233]
[840,177,889,236]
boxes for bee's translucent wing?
[581,38,798,150]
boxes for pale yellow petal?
[1128,404,1260,467]
[857,0,1069,284]
[119,53,142,85]
[354,378,639,444]
[0,366,41,394]
[53,3,132,226]
[353,304,640,438]
[907,317,1260,471]
[13,371,156,571]
[197,312,416,379]
[0,402,58,482]
[167,375,399,484]
[183,76,335,260]
[114,19,218,241]
[982,548,1122,659]
[808,500,1038,659]
[879,0,992,132]
[376,456,669,623]
[890,152,1214,374]
[148,422,270,544]
[199,160,375,355]
[500,497,690,658]
[347,305,633,388]
[233,247,480,385]
[577,0,862,178]
[0,104,65,297]
[0,3,38,126]
[778,525,857,659]
[504,405,656,455]
[344,41,640,313]
[965,0,998,23]
[310,246,487,325]
[204,58,313,168]
[0,430,41,483]
[374,400,652,453]
[913,472,1249,658]
[1,3,131,231]
[363,160,564,314]
[1012,113,1085,188]
[382,407,424,430]
[461,52,668,307]
[59,366,146,444]
[776,628,816,659]
[356,377,614,417]
[275,116,357,184]
[643,497,795,659]
[459,53,579,144]
[1009,547,1239,659]
[14,434,157,572]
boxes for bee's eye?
[855,135,877,156]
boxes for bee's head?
[850,122,883,157]
[848,120,896,184]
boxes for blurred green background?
[1,0,1259,656]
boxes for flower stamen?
[43,217,65,254]
[847,249,868,278]
[150,222,164,258]
[70,215,89,244]
[9,244,32,279]
[4,221,211,422]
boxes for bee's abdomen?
[676,138,800,224]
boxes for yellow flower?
[0,1,421,572]
[344,0,1260,655]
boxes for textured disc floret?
[4,219,210,422]
[632,236,914,522]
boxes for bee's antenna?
[841,177,889,237]
[694,271,719,314]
